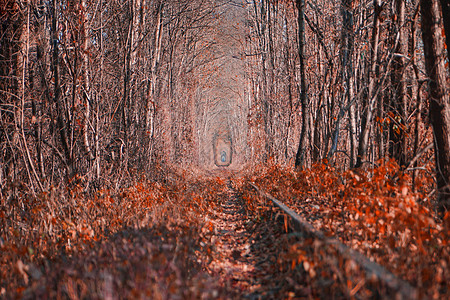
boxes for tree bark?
[326,0,354,164]
[0,1,22,183]
[420,0,450,215]
[283,11,294,160]
[146,1,163,144]
[294,0,309,168]
[389,0,408,167]
[81,0,94,162]
[51,0,73,177]
[355,0,382,168]
[439,0,450,71]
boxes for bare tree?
[388,0,408,167]
[294,0,309,168]
[420,0,450,214]
[326,0,356,165]
[440,0,450,71]
[355,0,383,168]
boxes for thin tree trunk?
[82,0,94,162]
[389,0,408,167]
[19,0,43,193]
[349,103,357,167]
[32,2,45,179]
[410,0,421,191]
[146,1,163,143]
[96,0,104,180]
[51,0,73,177]
[326,0,354,164]
[121,4,134,168]
[295,0,309,168]
[439,0,450,70]
[412,84,423,192]
[343,0,355,167]
[283,12,293,160]
[253,0,271,159]
[355,0,382,168]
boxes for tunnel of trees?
[1,0,450,298]
[1,0,449,212]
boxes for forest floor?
[1,162,449,299]
[206,181,258,295]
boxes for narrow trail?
[207,180,261,298]
[205,179,310,299]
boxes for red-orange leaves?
[240,160,448,299]
[0,166,229,298]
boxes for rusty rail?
[249,183,419,300]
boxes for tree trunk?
[355,0,382,168]
[146,1,163,146]
[283,12,294,160]
[121,3,133,168]
[81,0,94,162]
[0,1,22,183]
[342,0,355,167]
[295,0,309,168]
[420,0,450,215]
[51,0,73,177]
[389,0,408,167]
[326,0,354,164]
[349,102,357,167]
[439,0,450,71]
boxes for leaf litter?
[1,162,448,299]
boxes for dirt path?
[207,181,262,298]
[205,178,323,299]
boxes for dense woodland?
[1,0,449,298]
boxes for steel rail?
[249,183,419,300]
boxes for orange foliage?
[239,160,449,299]
[0,168,228,298]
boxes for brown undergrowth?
[0,166,228,299]
[237,159,449,299]
[1,161,448,299]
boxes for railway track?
[248,182,419,300]
[207,180,257,294]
